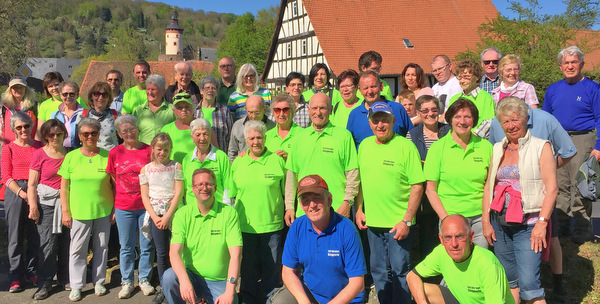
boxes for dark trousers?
[151,219,171,283]
[36,203,70,287]
[5,180,39,281]
[240,230,283,304]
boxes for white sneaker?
[69,289,82,302]
[139,280,155,296]
[94,283,107,296]
[118,282,134,299]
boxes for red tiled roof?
[301,0,499,75]
[574,30,600,70]
[80,60,214,95]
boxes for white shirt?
[432,76,462,111]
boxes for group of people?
[0,45,597,304]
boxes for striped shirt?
[227,87,272,120]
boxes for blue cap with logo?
[368,102,394,119]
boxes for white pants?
[69,216,110,289]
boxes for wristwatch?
[538,217,548,223]
[227,277,237,284]
[402,219,412,227]
[346,200,354,206]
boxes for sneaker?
[94,283,107,296]
[118,282,134,299]
[69,289,82,302]
[9,281,23,293]
[33,285,51,300]
[152,291,166,304]
[139,280,155,296]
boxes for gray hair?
[10,111,34,132]
[480,46,502,61]
[270,93,296,113]
[59,81,80,95]
[77,117,101,133]
[199,75,221,90]
[236,63,259,93]
[495,96,529,122]
[243,120,267,140]
[114,114,139,133]
[174,61,193,74]
[190,118,212,134]
[146,74,166,89]
[557,46,584,64]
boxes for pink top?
[106,143,151,210]
[29,148,64,189]
[1,141,43,184]
[415,87,434,99]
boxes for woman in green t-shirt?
[37,72,64,136]
[58,118,114,301]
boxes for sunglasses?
[80,131,99,137]
[62,92,76,98]
[419,108,439,115]
[15,124,31,131]
[48,132,64,138]
[92,91,109,98]
[482,60,499,65]
[173,93,191,101]
[273,107,290,114]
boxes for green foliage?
[455,0,600,103]
[216,7,278,76]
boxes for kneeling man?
[407,214,514,304]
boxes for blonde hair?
[150,133,173,162]
[1,86,37,110]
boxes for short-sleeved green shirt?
[160,122,194,164]
[356,78,393,102]
[216,80,236,106]
[447,89,496,129]
[330,99,363,129]
[265,123,301,154]
[230,150,286,233]
[202,107,216,127]
[423,132,492,217]
[286,123,358,216]
[358,135,425,228]
[302,87,343,106]
[414,245,514,304]
[122,86,147,114]
[57,148,114,220]
[132,101,176,145]
[182,146,231,206]
[171,201,243,281]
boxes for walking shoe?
[33,284,51,300]
[152,291,166,304]
[69,289,82,302]
[94,283,107,296]
[28,275,38,287]
[9,281,23,293]
[118,282,134,299]
[140,280,156,296]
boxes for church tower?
[165,11,183,56]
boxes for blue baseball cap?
[368,102,394,118]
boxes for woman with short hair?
[331,69,361,128]
[59,118,114,301]
[301,63,343,107]
[77,82,119,150]
[132,74,176,145]
[51,81,84,149]
[2,111,43,293]
[491,54,539,108]
[195,75,234,153]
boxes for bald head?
[440,214,471,234]
[308,92,331,129]
[245,95,266,120]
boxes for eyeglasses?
[92,91,109,98]
[15,124,31,131]
[80,131,99,137]
[119,128,137,135]
[48,132,64,138]
[441,233,468,243]
[504,68,520,73]
[244,74,256,79]
[246,110,263,116]
[339,84,355,90]
[174,104,192,111]
[173,93,191,101]
[273,107,290,114]
[431,63,450,74]
[419,108,439,115]
[219,64,233,69]
[482,60,499,65]
[61,92,76,98]
[192,183,214,189]
[457,74,474,80]
[202,86,217,91]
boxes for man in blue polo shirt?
[347,70,412,149]
[270,175,366,304]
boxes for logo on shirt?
[473,156,483,163]
[322,147,334,154]
[210,229,221,236]
[264,173,276,179]
[467,286,482,293]
[327,250,340,257]
[383,160,395,167]
[577,96,582,101]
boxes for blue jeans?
[114,208,155,283]
[162,268,238,304]
[367,227,412,304]
[491,215,544,300]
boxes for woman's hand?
[482,221,496,247]
[530,221,548,253]
[28,205,40,224]
[62,211,73,229]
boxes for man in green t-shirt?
[162,168,242,304]
[407,214,514,304]
[355,102,424,304]
[122,60,151,114]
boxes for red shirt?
[106,143,151,210]
[2,141,43,184]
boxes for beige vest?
[488,130,550,214]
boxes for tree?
[0,0,40,74]
[456,0,600,103]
